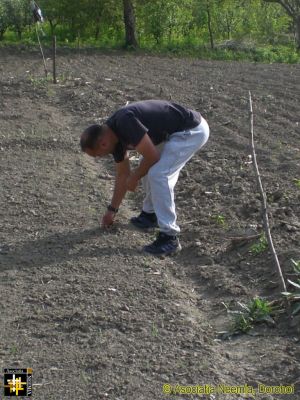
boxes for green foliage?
[151,322,159,337]
[212,213,226,226]
[0,0,299,63]
[28,74,52,88]
[137,0,195,46]
[253,45,300,63]
[282,259,300,316]
[1,0,31,39]
[250,234,268,254]
[0,1,9,39]
[224,298,275,335]
[293,179,300,188]
[291,259,300,274]
[10,344,18,355]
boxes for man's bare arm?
[101,153,130,227]
[110,152,131,209]
[132,133,160,179]
[125,133,160,192]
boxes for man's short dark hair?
[80,124,104,151]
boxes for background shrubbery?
[0,0,299,63]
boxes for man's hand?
[126,173,139,192]
[101,210,116,228]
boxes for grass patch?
[138,41,300,64]
[1,34,299,64]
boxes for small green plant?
[293,179,300,188]
[10,344,18,355]
[151,322,158,337]
[212,214,226,226]
[249,234,268,254]
[29,73,67,89]
[282,259,300,315]
[224,298,274,336]
[80,371,90,384]
[29,74,52,88]
[232,312,253,333]
[47,88,55,97]
[291,259,300,275]
[141,260,152,269]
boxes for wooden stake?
[35,25,48,78]
[52,35,57,84]
[248,91,287,294]
[77,31,80,54]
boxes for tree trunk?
[296,15,300,50]
[0,29,6,40]
[49,20,56,36]
[206,1,214,50]
[95,16,101,40]
[95,26,100,40]
[226,15,231,39]
[123,0,138,48]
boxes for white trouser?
[142,117,209,236]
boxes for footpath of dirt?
[0,47,300,399]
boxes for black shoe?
[143,232,182,255]
[131,211,158,229]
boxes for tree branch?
[248,91,287,294]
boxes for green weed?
[293,179,300,188]
[29,74,52,88]
[80,371,90,384]
[29,73,67,88]
[212,214,226,226]
[10,344,18,355]
[291,259,300,274]
[282,259,300,316]
[224,298,274,336]
[47,87,56,97]
[151,322,159,337]
[141,260,152,269]
[249,234,268,254]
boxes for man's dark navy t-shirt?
[106,100,201,163]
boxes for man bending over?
[80,100,209,256]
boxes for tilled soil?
[0,47,300,400]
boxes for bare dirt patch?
[0,47,300,399]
